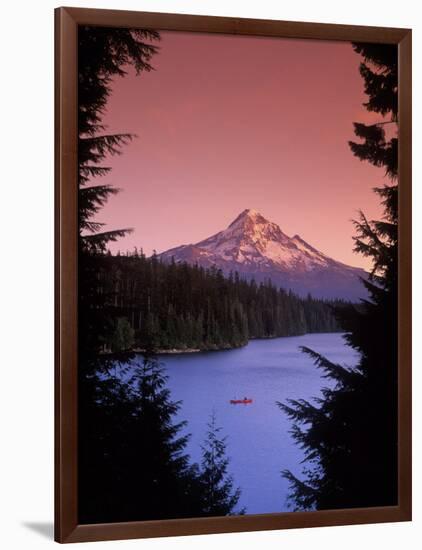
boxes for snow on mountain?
[158,209,367,301]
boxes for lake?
[156,333,359,515]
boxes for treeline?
[97,251,342,353]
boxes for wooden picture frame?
[55,6,412,543]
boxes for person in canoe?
[230,397,253,404]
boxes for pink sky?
[99,31,392,270]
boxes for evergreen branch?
[299,346,355,384]
[80,133,135,157]
[364,120,396,127]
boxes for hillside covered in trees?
[96,251,342,353]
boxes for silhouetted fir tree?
[77,26,206,523]
[115,350,205,521]
[279,43,398,510]
[78,25,160,363]
[199,412,244,516]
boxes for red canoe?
[230,398,253,405]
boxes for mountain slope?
[158,209,367,301]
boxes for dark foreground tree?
[199,412,244,516]
[279,43,398,510]
[77,24,162,523]
[78,25,160,364]
[76,25,203,522]
[80,351,206,522]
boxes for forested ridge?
[97,251,342,353]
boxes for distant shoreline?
[131,331,343,356]
[133,347,202,356]
[133,344,243,356]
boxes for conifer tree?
[78,25,160,363]
[76,26,166,523]
[279,42,398,510]
[110,316,135,352]
[119,351,204,521]
[199,412,244,516]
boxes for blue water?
[153,333,359,515]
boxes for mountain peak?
[158,209,367,300]
[229,208,269,228]
[243,208,262,218]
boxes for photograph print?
[78,25,399,524]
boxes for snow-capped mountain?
[158,209,367,300]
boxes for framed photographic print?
[55,7,412,543]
